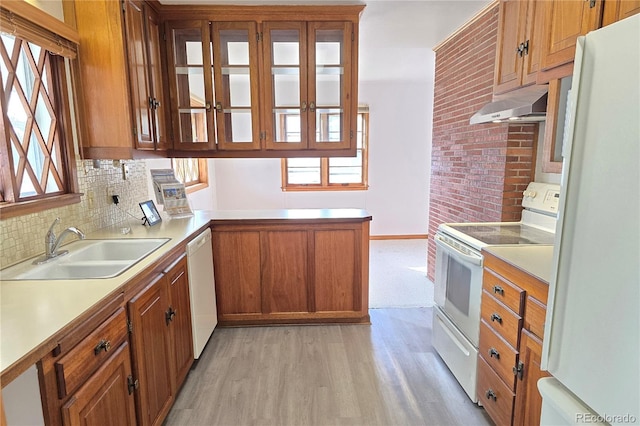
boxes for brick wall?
[427,5,536,280]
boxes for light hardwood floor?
[165,308,491,426]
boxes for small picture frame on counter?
[139,200,162,226]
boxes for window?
[0,20,79,218]
[281,110,369,191]
[171,158,208,193]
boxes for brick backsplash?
[427,4,536,280]
[0,159,150,269]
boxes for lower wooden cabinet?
[128,254,193,426]
[212,218,371,325]
[61,342,136,426]
[480,250,550,426]
[513,329,550,426]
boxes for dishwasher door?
[187,228,217,358]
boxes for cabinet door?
[128,275,174,426]
[166,255,194,388]
[513,329,550,426]
[211,22,262,150]
[494,0,528,94]
[540,0,603,71]
[520,0,545,86]
[212,231,262,317]
[262,22,309,150]
[61,342,136,426]
[261,231,309,314]
[308,22,353,150]
[602,0,640,26]
[166,20,217,150]
[147,6,171,151]
[125,0,154,150]
[314,229,360,312]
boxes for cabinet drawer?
[477,356,515,426]
[483,268,525,314]
[55,307,128,398]
[479,319,518,391]
[524,296,547,338]
[481,290,522,348]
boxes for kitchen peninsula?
[0,208,371,425]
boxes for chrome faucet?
[34,218,86,264]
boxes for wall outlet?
[122,163,129,180]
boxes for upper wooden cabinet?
[262,21,354,151]
[494,0,545,94]
[602,0,640,26]
[537,0,603,82]
[124,0,170,152]
[162,5,364,158]
[74,0,169,159]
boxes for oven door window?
[446,257,471,315]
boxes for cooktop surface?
[447,223,555,245]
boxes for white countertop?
[482,245,555,283]
[0,208,371,382]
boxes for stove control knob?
[523,190,537,198]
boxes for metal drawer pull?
[490,313,503,324]
[165,306,177,325]
[93,339,111,355]
[486,389,497,401]
[492,285,504,296]
[488,348,500,359]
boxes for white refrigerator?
[538,14,640,426]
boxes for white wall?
[212,1,489,236]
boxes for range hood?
[470,84,548,124]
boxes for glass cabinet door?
[262,22,308,150]
[211,22,261,150]
[167,21,216,150]
[308,22,352,150]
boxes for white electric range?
[432,182,561,403]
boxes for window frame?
[281,110,369,191]
[0,28,80,219]
[171,158,209,194]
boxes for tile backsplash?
[0,159,150,269]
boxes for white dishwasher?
[186,228,217,359]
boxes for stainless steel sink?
[0,238,170,280]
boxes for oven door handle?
[435,235,483,266]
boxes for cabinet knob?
[309,101,316,112]
[486,389,497,402]
[165,306,177,325]
[215,102,223,112]
[488,348,500,359]
[127,375,139,395]
[301,101,307,112]
[490,313,503,324]
[93,339,111,355]
[513,361,525,380]
[205,101,212,111]
[492,285,504,296]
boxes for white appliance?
[433,181,560,402]
[539,15,639,426]
[187,228,218,359]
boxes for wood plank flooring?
[165,308,491,426]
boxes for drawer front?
[55,307,128,398]
[477,356,515,426]
[524,296,547,338]
[483,268,525,314]
[479,319,518,390]
[481,290,522,348]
